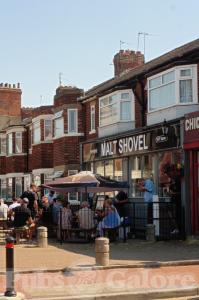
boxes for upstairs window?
[99,90,133,127]
[148,65,197,112]
[54,117,64,137]
[33,121,41,144]
[8,133,13,155]
[90,105,95,131]
[68,109,77,133]
[15,132,22,153]
[44,119,52,140]
[0,136,6,155]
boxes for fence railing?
[0,201,185,243]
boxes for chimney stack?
[113,50,145,77]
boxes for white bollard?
[95,237,109,266]
[37,226,48,248]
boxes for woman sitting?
[97,198,121,237]
[57,201,72,240]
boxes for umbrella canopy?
[45,171,99,187]
[42,171,129,193]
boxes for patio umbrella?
[42,171,129,194]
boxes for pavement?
[1,239,199,299]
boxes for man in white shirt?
[77,201,95,229]
[0,198,8,229]
[8,198,21,211]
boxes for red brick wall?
[0,86,21,117]
[6,156,27,173]
[0,157,6,174]
[31,143,53,169]
[54,86,84,107]
[53,136,83,167]
[21,106,53,120]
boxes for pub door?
[190,151,199,235]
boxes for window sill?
[6,153,27,157]
[148,102,198,114]
[53,133,84,140]
[89,129,96,135]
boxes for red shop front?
[184,111,199,235]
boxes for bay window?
[54,117,64,137]
[8,133,13,155]
[148,65,197,112]
[99,90,133,127]
[15,132,22,153]
[0,136,6,155]
[68,109,77,133]
[44,119,52,140]
[33,121,41,144]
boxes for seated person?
[57,201,72,240]
[13,198,35,240]
[97,199,121,237]
[76,201,95,229]
[114,191,128,217]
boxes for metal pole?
[4,236,16,297]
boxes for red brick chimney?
[113,50,145,77]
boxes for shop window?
[95,161,105,176]
[68,109,77,133]
[0,136,6,155]
[99,90,133,127]
[148,65,197,112]
[105,160,113,179]
[0,179,7,199]
[130,156,142,197]
[44,119,52,140]
[33,121,41,144]
[68,192,79,204]
[15,132,22,153]
[114,159,123,181]
[15,177,22,197]
[54,117,64,137]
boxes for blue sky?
[0,0,198,107]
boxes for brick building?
[0,84,84,202]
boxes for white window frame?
[0,136,7,155]
[44,119,53,140]
[54,117,64,138]
[33,121,41,144]
[68,109,78,134]
[99,89,133,127]
[8,133,13,155]
[90,105,96,132]
[15,132,22,154]
[147,65,198,113]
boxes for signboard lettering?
[101,134,148,157]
